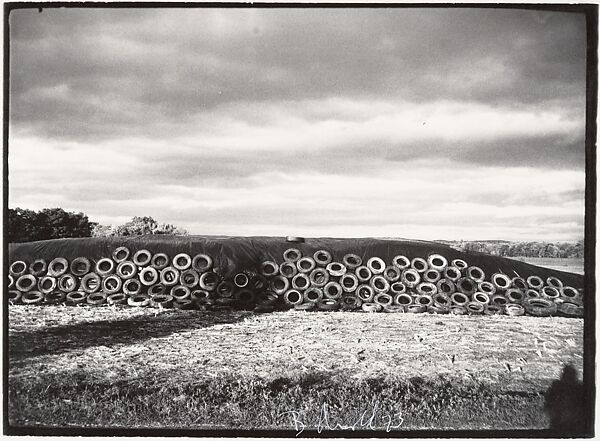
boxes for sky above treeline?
[8,7,587,241]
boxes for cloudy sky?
[8,7,587,241]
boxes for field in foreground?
[8,305,584,433]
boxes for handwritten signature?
[279,400,404,436]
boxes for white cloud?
[172,99,582,154]
[9,131,585,241]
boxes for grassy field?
[511,257,584,275]
[7,305,585,434]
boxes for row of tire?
[255,249,584,317]
[7,246,584,317]
[8,247,235,310]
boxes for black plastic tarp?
[8,235,584,288]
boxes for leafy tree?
[91,224,114,237]
[40,208,96,239]
[539,243,560,258]
[568,241,584,258]
[447,240,583,258]
[95,216,188,237]
[8,207,97,243]
[113,216,158,236]
[8,208,38,243]
[463,242,489,253]
[498,244,511,257]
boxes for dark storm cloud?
[9,7,586,142]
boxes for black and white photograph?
[4,2,595,436]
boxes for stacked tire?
[8,249,234,311]
[7,246,584,318]
[259,249,584,317]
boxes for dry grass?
[7,305,585,432]
[9,305,583,388]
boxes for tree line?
[443,240,584,259]
[8,208,187,243]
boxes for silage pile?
[8,245,584,318]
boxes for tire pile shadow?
[9,309,254,360]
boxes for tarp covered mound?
[8,235,584,288]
